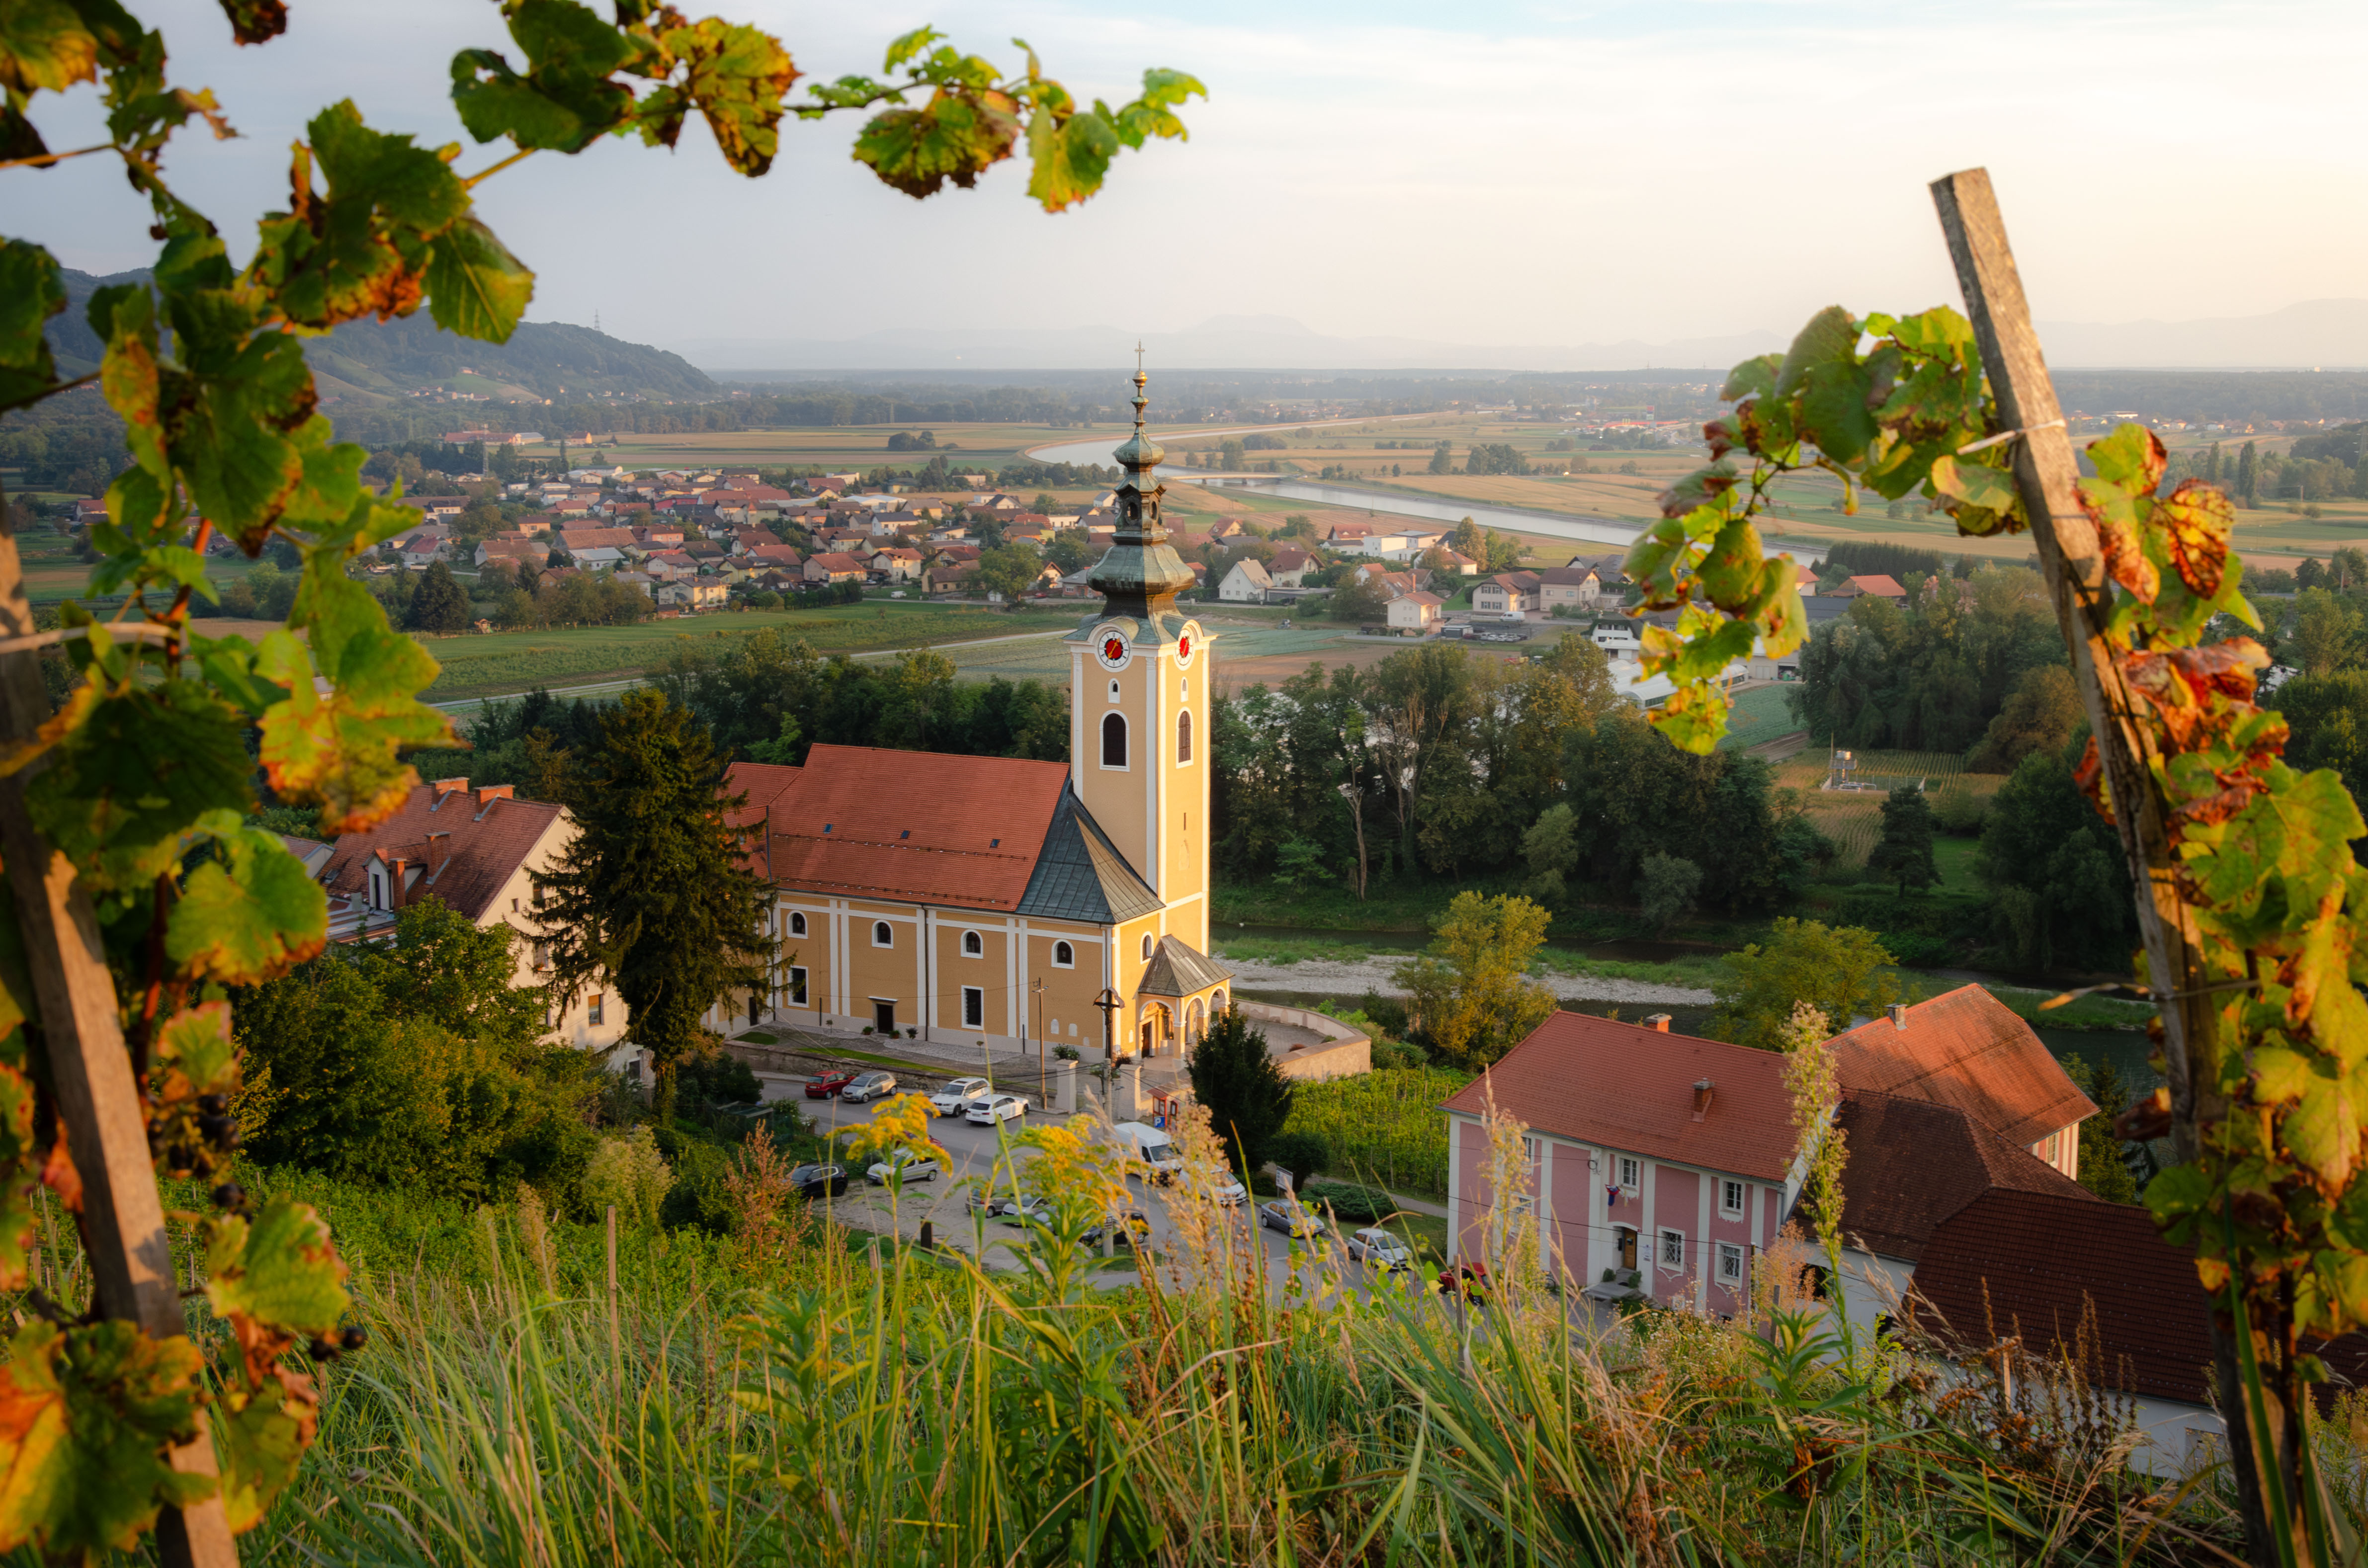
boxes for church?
[721,369,1234,1060]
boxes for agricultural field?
[414,601,1079,702]
[1715,682,1805,751]
[1773,749,2004,869]
[591,422,1100,472]
[1283,1066,1471,1198]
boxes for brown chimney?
[1642,1012,1671,1033]
[476,784,513,811]
[1691,1078,1714,1121]
[430,777,469,810]
[1888,1002,1909,1031]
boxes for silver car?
[840,1071,898,1104]
[1346,1226,1414,1272]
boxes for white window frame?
[961,986,985,1028]
[1659,1228,1685,1270]
[588,993,605,1027]
[1617,1155,1640,1191]
[1099,711,1129,770]
[1717,1242,1745,1284]
[789,910,807,937]
[1140,932,1153,961]
[961,929,983,957]
[872,920,893,948]
[786,966,808,1005]
[1721,1179,1745,1218]
[1051,940,1075,969]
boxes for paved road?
[793,1085,1425,1294]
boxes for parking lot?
[793,1086,1430,1295]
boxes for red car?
[805,1068,857,1099]
[1437,1262,1491,1306]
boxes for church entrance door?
[874,1000,896,1036]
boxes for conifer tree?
[406,559,473,632]
[1188,1006,1292,1178]
[535,689,774,1119]
[1866,783,1940,896]
[2236,439,2258,506]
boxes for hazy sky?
[21,0,2368,353]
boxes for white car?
[1346,1227,1414,1272]
[1209,1178,1248,1207]
[865,1148,941,1185]
[930,1077,993,1116]
[966,1093,1028,1126]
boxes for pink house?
[1443,1011,1800,1316]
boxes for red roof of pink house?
[1441,1012,1797,1180]
[1826,985,2095,1150]
[1829,1091,2093,1261]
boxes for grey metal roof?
[1015,788,1163,925]
[1138,935,1232,998]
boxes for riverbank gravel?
[1214,954,1714,1006]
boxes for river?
[1028,436,1829,561]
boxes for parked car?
[995,1192,1052,1226]
[966,1093,1028,1126]
[1081,1209,1152,1250]
[840,1070,898,1104]
[865,1148,941,1185]
[930,1076,992,1116]
[1209,1177,1248,1207]
[1258,1200,1325,1240]
[1437,1262,1490,1305]
[1346,1227,1414,1272]
[1109,1120,1184,1183]
[804,1069,856,1099]
[789,1162,848,1199]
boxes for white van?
[1110,1120,1185,1183]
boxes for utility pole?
[1033,977,1045,1104]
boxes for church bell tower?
[1067,359,1209,953]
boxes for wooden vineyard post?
[0,518,238,1566]
[1927,166,2284,1563]
[606,1204,619,1364]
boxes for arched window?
[872,921,892,947]
[1177,710,1193,765]
[1212,988,1228,1016]
[789,911,807,937]
[1052,940,1075,968]
[1140,933,1154,961]
[1100,712,1127,768]
[961,929,983,957]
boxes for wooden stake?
[0,520,236,1566]
[605,1203,619,1361]
[1927,165,2281,1566]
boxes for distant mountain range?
[44,268,717,403]
[682,302,2368,375]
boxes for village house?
[660,580,728,610]
[1385,590,1443,633]
[1215,558,1274,603]
[1827,987,2094,1180]
[1534,565,1612,611]
[1829,573,1909,605]
[1473,571,1541,616]
[868,546,924,580]
[1427,548,1478,577]
[1445,1011,1799,1316]
[803,552,868,585]
[923,560,979,596]
[475,537,545,571]
[1266,547,1314,587]
[312,779,626,1058]
[1324,521,1375,549]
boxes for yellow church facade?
[717,368,1233,1061]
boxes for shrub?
[1266,1129,1332,1184]
[1931,782,1988,835]
[1300,1179,1394,1223]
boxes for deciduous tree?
[1391,892,1556,1068]
[1709,918,1899,1052]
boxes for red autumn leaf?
[2074,734,2115,825]
[2159,479,2235,599]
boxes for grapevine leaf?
[853,86,1017,198]
[22,680,255,893]
[212,1377,310,1534]
[1644,682,1729,755]
[153,1000,237,1101]
[637,16,797,176]
[0,1321,209,1561]
[0,0,97,95]
[1620,517,1690,609]
[0,240,63,412]
[1926,454,2017,513]
[167,828,325,986]
[2287,1072,2357,1188]
[2077,472,2158,604]
[255,624,450,837]
[1024,102,1119,212]
[1106,67,1204,148]
[2158,478,2234,599]
[204,1196,350,1349]
[2088,421,2167,492]
[450,0,636,152]
[423,217,533,343]
[2254,1047,2314,1105]
[1721,354,1780,404]
[214,0,286,46]
[1694,517,1765,611]
[248,101,469,334]
[2145,1160,2215,1244]
[1774,305,1878,463]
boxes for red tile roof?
[1836,574,1907,598]
[319,781,563,924]
[1441,1013,1798,1180]
[1827,985,2095,1149]
[1910,1190,2214,1403]
[1830,1090,2094,1261]
[757,744,1071,912]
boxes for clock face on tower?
[1094,627,1132,671]
[1176,621,1202,669]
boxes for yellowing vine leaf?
[0,1321,209,1561]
